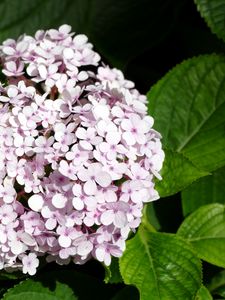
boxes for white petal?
[100,210,114,225]
[28,194,44,212]
[63,48,74,59]
[92,104,109,120]
[52,193,67,209]
[58,235,71,248]
[77,241,93,256]
[114,211,127,228]
[95,171,111,187]
[84,180,97,195]
[72,197,84,210]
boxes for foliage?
[0,0,225,299]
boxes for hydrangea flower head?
[0,24,164,274]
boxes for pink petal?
[52,193,67,208]
[106,131,121,145]
[114,211,127,228]
[100,210,114,225]
[72,197,84,210]
[84,180,97,195]
[95,171,111,187]
[122,132,136,146]
[77,241,93,256]
[58,235,71,248]
[28,194,44,212]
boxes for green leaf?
[178,204,225,267]
[0,0,185,68]
[195,286,212,300]
[3,270,115,300]
[119,226,202,300]
[155,149,208,197]
[148,54,225,196]
[104,257,123,284]
[195,0,225,42]
[182,167,225,216]
[3,279,76,300]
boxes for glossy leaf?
[120,226,202,300]
[2,279,76,300]
[148,54,225,196]
[156,149,208,197]
[195,0,225,42]
[178,204,225,267]
[195,286,212,300]
[182,167,225,216]
[3,270,115,300]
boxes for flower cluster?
[0,25,164,275]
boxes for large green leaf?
[3,270,115,300]
[156,149,208,197]
[0,0,184,68]
[195,0,225,42]
[2,279,76,300]
[148,54,225,196]
[119,226,202,300]
[178,204,225,267]
[182,167,225,216]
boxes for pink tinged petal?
[59,24,71,33]
[72,184,82,196]
[11,240,26,255]
[74,34,88,46]
[106,131,121,145]
[93,105,109,120]
[95,171,111,187]
[78,71,88,81]
[38,65,47,79]
[58,235,71,248]
[84,180,97,195]
[63,48,74,59]
[100,210,114,225]
[20,233,36,246]
[52,193,67,208]
[114,211,128,228]
[122,131,136,145]
[0,96,9,102]
[104,253,111,266]
[72,197,84,210]
[45,218,57,230]
[95,247,105,262]
[80,140,93,150]
[136,133,146,145]
[99,142,110,153]
[76,127,87,139]
[6,61,16,72]
[28,194,44,212]
[121,119,132,131]
[77,168,90,182]
[2,46,15,55]
[77,241,93,256]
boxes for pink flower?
[22,253,39,276]
[0,24,164,274]
[77,163,112,195]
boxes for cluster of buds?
[0,25,164,275]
